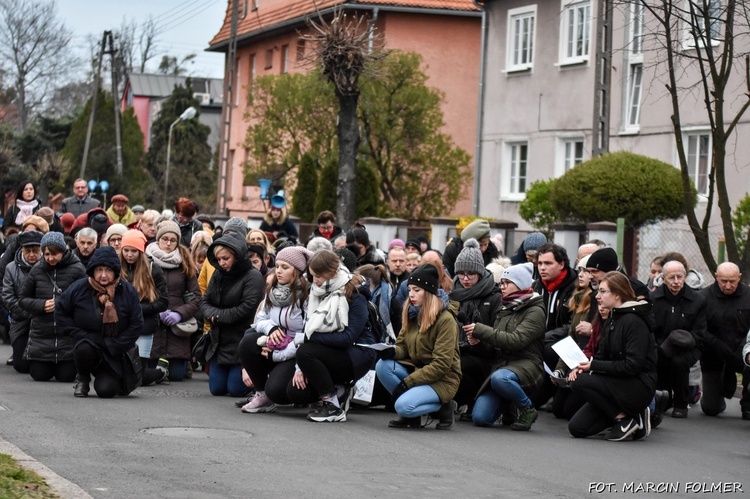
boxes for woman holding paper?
[465,263,546,431]
[568,272,657,441]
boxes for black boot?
[74,375,90,398]
[435,401,455,430]
[388,416,422,428]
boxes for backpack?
[365,301,393,344]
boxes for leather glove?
[378,346,396,360]
[160,310,182,326]
[391,380,409,402]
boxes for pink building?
[208,0,481,219]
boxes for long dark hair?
[15,180,36,202]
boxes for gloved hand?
[160,310,182,326]
[391,380,409,402]
[378,346,396,360]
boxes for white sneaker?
[241,392,276,413]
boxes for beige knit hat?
[156,220,181,242]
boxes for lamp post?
[163,106,197,210]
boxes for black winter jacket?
[700,281,750,369]
[1,249,35,344]
[18,251,86,363]
[650,284,707,349]
[56,276,143,377]
[533,266,579,345]
[591,300,657,389]
[200,235,264,365]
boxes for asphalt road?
[0,343,747,498]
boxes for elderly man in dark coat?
[56,246,144,398]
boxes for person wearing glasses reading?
[145,220,201,381]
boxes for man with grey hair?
[74,228,98,267]
[650,260,707,420]
[700,262,750,420]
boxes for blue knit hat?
[522,232,547,252]
[86,246,122,278]
[40,231,67,253]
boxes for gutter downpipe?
[471,0,487,216]
[368,7,379,53]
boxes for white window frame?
[622,1,644,132]
[683,0,722,49]
[559,0,592,66]
[281,44,290,73]
[500,140,529,201]
[506,5,537,72]
[680,129,712,197]
[624,63,643,130]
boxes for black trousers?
[11,335,30,374]
[287,342,354,405]
[568,372,653,438]
[239,332,296,405]
[74,343,120,398]
[454,354,491,408]
[28,360,76,382]
[701,365,750,416]
[656,347,700,410]
[552,386,587,420]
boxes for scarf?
[145,243,182,269]
[449,271,497,304]
[268,283,293,308]
[407,288,450,320]
[305,266,355,338]
[542,268,568,293]
[371,279,395,341]
[501,289,536,308]
[15,199,38,225]
[88,276,120,337]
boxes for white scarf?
[145,242,182,269]
[304,265,356,338]
[15,199,38,225]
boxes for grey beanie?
[502,262,534,290]
[522,232,547,252]
[223,217,248,237]
[461,219,491,242]
[40,231,67,253]
[454,238,485,275]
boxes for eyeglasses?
[457,272,478,280]
[597,289,612,295]
[160,237,179,245]
[318,224,334,230]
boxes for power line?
[153,0,221,33]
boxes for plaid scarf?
[501,289,535,308]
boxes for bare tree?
[302,8,387,229]
[0,0,74,130]
[114,16,160,75]
[631,0,750,272]
[139,17,159,73]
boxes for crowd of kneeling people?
[2,199,750,442]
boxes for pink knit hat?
[276,246,313,272]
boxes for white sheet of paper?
[355,342,394,351]
[552,336,589,369]
[543,362,555,376]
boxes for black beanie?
[587,247,618,272]
[408,263,440,295]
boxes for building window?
[560,0,591,65]
[630,0,644,55]
[623,1,644,132]
[264,49,273,69]
[297,40,306,61]
[626,63,643,128]
[247,54,256,102]
[684,0,722,48]
[509,142,528,195]
[684,132,711,196]
[281,44,289,73]
[506,5,536,71]
[234,58,241,106]
[563,139,584,171]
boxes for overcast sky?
[57,0,227,78]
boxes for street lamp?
[163,106,197,210]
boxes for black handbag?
[192,332,215,365]
[121,344,143,395]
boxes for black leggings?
[455,354,491,408]
[11,336,30,374]
[552,386,587,420]
[287,342,354,405]
[656,348,700,410]
[28,360,76,382]
[74,343,121,399]
[568,373,653,438]
[238,332,296,404]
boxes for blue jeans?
[375,359,441,418]
[472,369,531,426]
[167,359,187,382]
[209,359,251,397]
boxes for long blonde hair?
[119,251,158,303]
[402,287,443,334]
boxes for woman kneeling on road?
[568,272,657,441]
[56,246,144,398]
[375,263,461,430]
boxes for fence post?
[718,237,726,264]
[616,217,625,259]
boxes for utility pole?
[216,0,239,216]
[592,0,614,157]
[80,31,122,178]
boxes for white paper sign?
[552,336,589,370]
[353,369,376,404]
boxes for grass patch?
[0,453,57,498]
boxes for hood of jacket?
[610,299,654,331]
[207,233,252,275]
[86,246,121,278]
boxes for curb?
[0,438,93,499]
